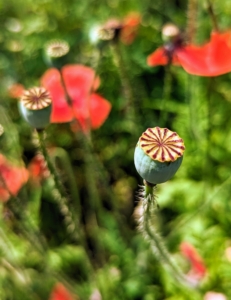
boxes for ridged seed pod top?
[139,127,185,162]
[134,127,185,184]
[45,39,70,58]
[21,87,52,110]
[19,87,52,129]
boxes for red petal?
[62,64,97,97]
[41,68,73,123]
[180,242,206,278]
[49,283,74,300]
[192,260,207,277]
[0,155,28,202]
[123,12,140,27]
[89,93,111,129]
[206,31,231,75]
[176,45,209,75]
[147,47,180,67]
[177,31,231,76]
[121,12,140,44]
[71,93,111,132]
[147,47,168,66]
[62,65,102,131]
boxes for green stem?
[206,0,219,31]
[186,75,201,142]
[75,131,106,265]
[36,129,80,242]
[51,147,81,216]
[139,184,194,288]
[110,42,136,120]
[186,0,198,43]
[159,65,172,127]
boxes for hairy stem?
[206,0,219,31]
[138,184,194,288]
[186,0,198,43]
[110,41,136,119]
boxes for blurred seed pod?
[98,19,123,42]
[19,87,52,129]
[161,23,181,43]
[134,127,185,184]
[44,39,70,68]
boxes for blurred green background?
[1,0,231,299]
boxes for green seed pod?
[43,39,70,68]
[19,87,52,129]
[134,127,185,184]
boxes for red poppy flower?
[49,283,74,300]
[180,242,206,282]
[0,154,28,202]
[41,64,111,132]
[147,41,208,74]
[148,30,231,76]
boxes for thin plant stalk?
[138,183,195,288]
[110,41,136,120]
[159,64,172,127]
[36,129,80,243]
[186,0,198,43]
[206,0,219,31]
[185,74,201,141]
[57,68,106,217]
[51,65,110,263]
[57,67,103,213]
[50,147,81,217]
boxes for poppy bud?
[162,23,181,43]
[19,87,52,129]
[134,127,185,184]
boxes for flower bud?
[19,87,52,129]
[134,127,185,184]
[162,23,181,43]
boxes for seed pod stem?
[138,183,195,288]
[37,130,80,243]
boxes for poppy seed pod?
[19,87,52,129]
[134,127,185,184]
[44,39,70,68]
